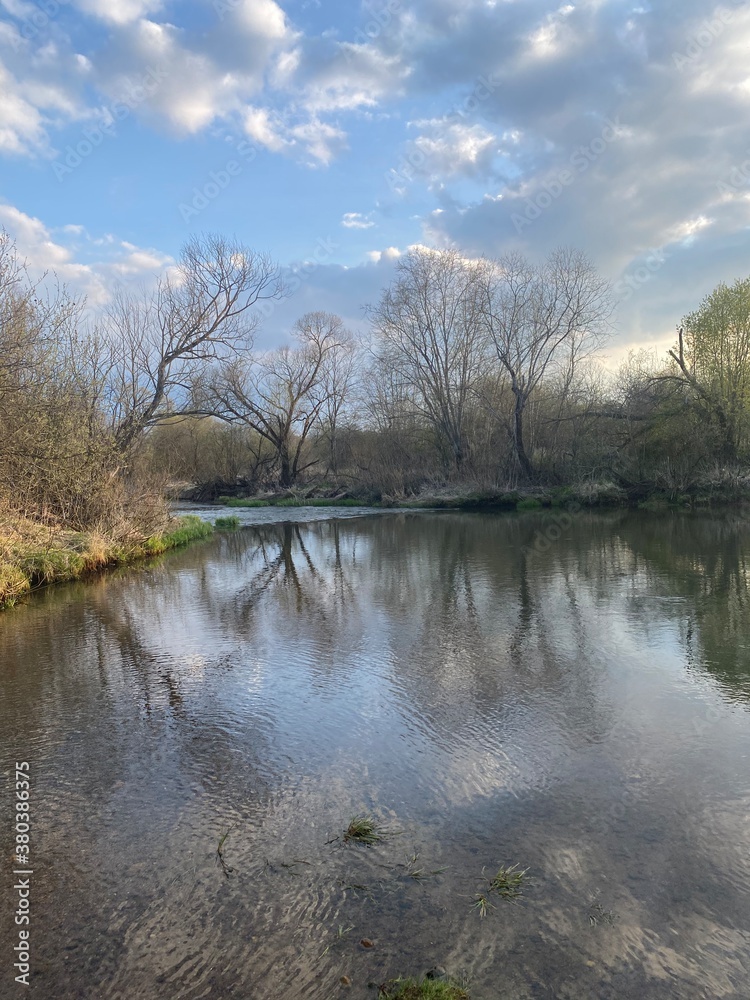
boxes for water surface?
[1,509,749,999]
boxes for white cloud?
[72,0,162,26]
[342,212,375,229]
[406,118,498,185]
[366,247,401,264]
[88,1,295,135]
[0,204,174,304]
[0,203,104,297]
[243,106,291,153]
[0,62,49,155]
[288,118,347,166]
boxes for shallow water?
[1,508,750,999]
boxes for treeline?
[151,245,750,503]
[2,229,750,533]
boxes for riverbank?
[0,511,213,610]
[205,475,750,512]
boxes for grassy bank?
[0,511,213,611]
[211,475,750,513]
[218,495,368,508]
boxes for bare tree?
[368,247,489,474]
[481,247,612,480]
[315,313,360,475]
[101,234,283,453]
[205,312,345,488]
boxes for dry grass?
[0,502,212,609]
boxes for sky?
[1,0,750,362]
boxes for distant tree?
[368,247,489,474]
[205,312,347,488]
[311,313,360,476]
[481,247,612,480]
[101,234,283,454]
[665,278,750,461]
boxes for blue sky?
[1,0,750,358]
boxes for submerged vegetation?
[379,976,470,999]
[488,864,528,901]
[343,814,387,846]
[469,864,529,917]
[216,808,525,995]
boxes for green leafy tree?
[669,277,750,462]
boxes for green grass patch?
[1,515,214,611]
[470,863,529,917]
[380,977,469,999]
[160,515,214,547]
[219,497,271,507]
[214,515,241,530]
[305,497,368,507]
[343,814,386,845]
[516,497,543,510]
[16,547,86,584]
[488,863,528,900]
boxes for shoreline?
[0,515,213,611]
[5,491,750,612]
[206,482,750,513]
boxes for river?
[1,508,749,999]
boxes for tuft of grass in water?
[467,862,529,915]
[588,902,616,927]
[400,852,448,882]
[214,515,240,530]
[343,814,386,846]
[319,923,354,959]
[379,976,470,999]
[470,893,495,918]
[336,879,377,900]
[488,863,528,900]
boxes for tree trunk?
[279,447,293,488]
[513,392,533,480]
